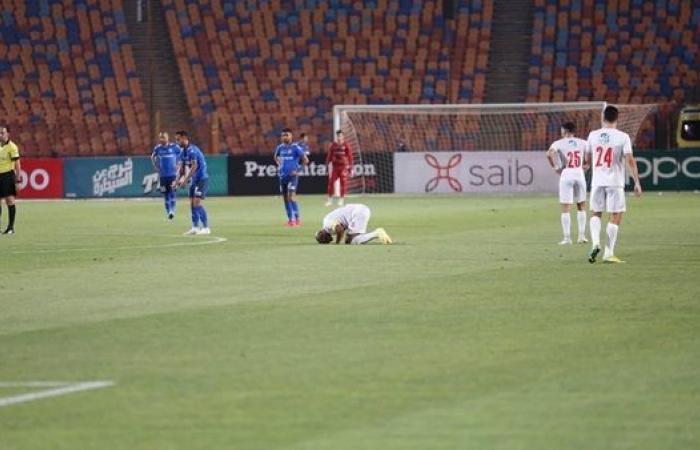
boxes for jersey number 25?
[566,151,581,168]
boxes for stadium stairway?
[123,0,194,144]
[484,0,535,103]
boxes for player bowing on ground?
[585,105,642,264]
[315,203,392,245]
[175,131,211,235]
[546,122,589,245]
[325,130,353,207]
[274,128,308,227]
[151,132,181,221]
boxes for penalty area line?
[0,381,115,408]
[11,236,228,254]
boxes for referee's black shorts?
[0,171,17,197]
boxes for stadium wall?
[16,151,700,199]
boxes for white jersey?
[586,127,632,187]
[550,137,586,179]
[323,204,371,235]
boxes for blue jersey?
[151,143,181,177]
[274,143,305,177]
[295,140,310,155]
[179,144,208,182]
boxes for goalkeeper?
[325,130,353,206]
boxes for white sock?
[604,223,619,258]
[577,210,587,240]
[590,216,601,247]
[560,213,571,240]
[350,230,380,245]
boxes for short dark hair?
[603,105,619,123]
[315,229,333,244]
[175,130,188,138]
[562,122,575,133]
[299,132,306,138]
[335,130,343,135]
[281,127,292,133]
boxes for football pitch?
[1,193,699,450]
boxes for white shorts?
[559,175,587,204]
[590,186,626,213]
[348,205,371,234]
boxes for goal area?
[333,102,658,194]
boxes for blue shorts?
[279,175,299,195]
[160,176,176,194]
[189,178,209,199]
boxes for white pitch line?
[0,381,67,388]
[11,236,227,254]
[0,381,114,408]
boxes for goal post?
[333,102,658,194]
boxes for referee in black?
[0,126,21,234]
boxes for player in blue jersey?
[150,131,181,221]
[175,130,211,235]
[295,132,311,157]
[274,128,308,227]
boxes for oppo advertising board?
[633,150,700,190]
[394,152,558,193]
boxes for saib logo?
[600,133,610,144]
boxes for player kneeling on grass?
[315,204,392,245]
[175,130,211,235]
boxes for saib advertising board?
[394,152,558,193]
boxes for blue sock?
[198,206,208,227]
[169,192,176,213]
[191,207,200,227]
[284,200,293,221]
[164,195,170,213]
[290,200,299,220]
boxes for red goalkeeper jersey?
[326,142,353,169]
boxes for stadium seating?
[527,0,700,148]
[161,0,493,154]
[0,0,150,156]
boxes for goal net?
[334,102,658,194]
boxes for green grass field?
[1,193,699,450]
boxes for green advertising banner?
[64,156,228,198]
[634,150,700,191]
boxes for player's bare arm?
[335,224,345,244]
[625,154,642,197]
[13,157,21,185]
[546,147,561,174]
[179,160,195,187]
[582,152,591,171]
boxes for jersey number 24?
[595,147,613,168]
